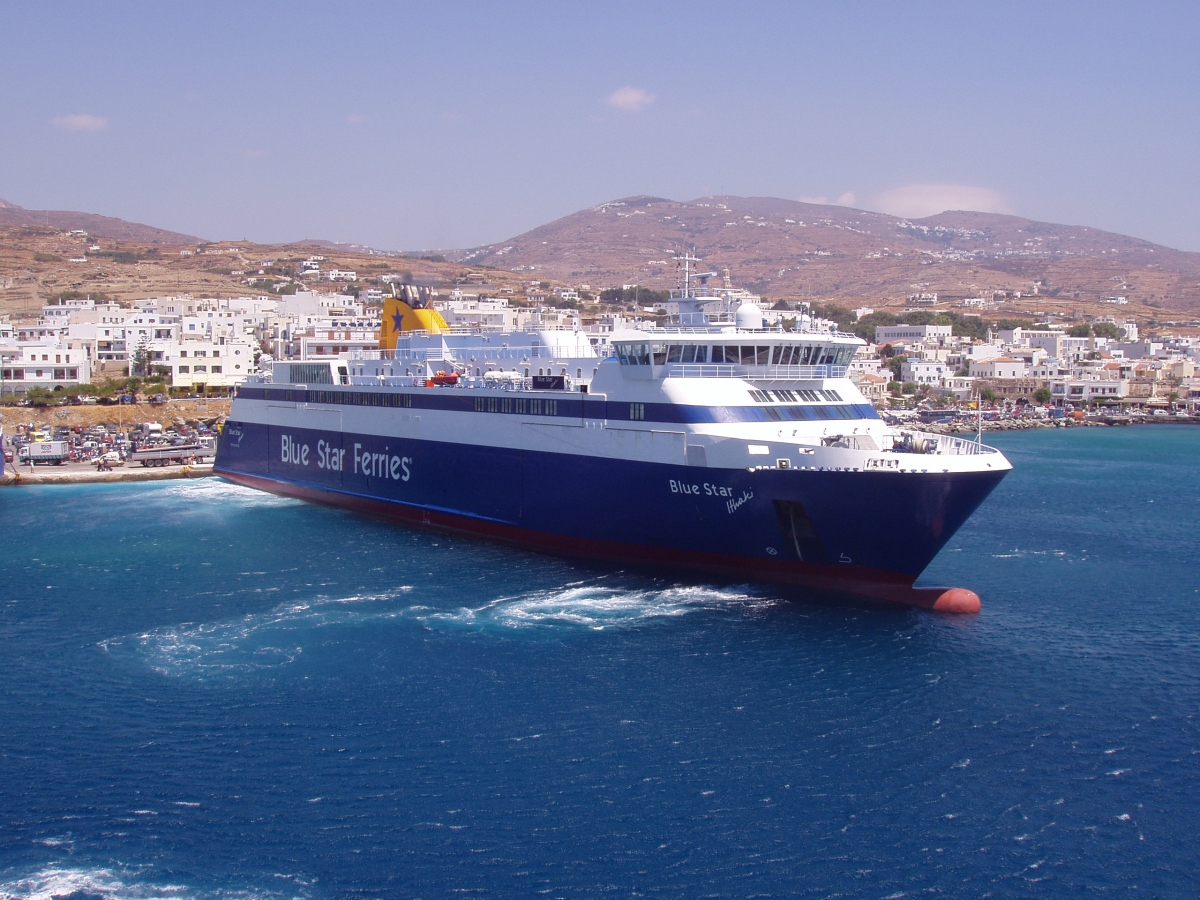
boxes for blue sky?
[2,2,1197,251]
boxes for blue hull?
[215,420,1007,603]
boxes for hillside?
[5,194,1200,324]
[0,227,537,321]
[449,195,1200,316]
[0,198,201,244]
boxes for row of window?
[1,368,79,380]
[762,405,864,422]
[177,365,222,374]
[241,388,876,425]
[614,342,856,368]
[474,396,559,415]
[748,389,842,403]
[309,390,414,407]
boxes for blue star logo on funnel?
[390,310,405,333]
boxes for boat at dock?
[215,265,1012,612]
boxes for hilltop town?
[2,198,1199,418]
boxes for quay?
[1,459,214,486]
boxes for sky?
[1,1,1198,251]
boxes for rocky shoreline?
[923,415,1198,435]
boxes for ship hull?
[215,419,1007,610]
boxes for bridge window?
[630,402,645,420]
[615,342,650,365]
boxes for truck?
[129,444,208,467]
[21,440,70,465]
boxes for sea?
[1,425,1197,899]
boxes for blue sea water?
[1,426,1198,899]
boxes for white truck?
[21,440,71,465]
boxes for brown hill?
[0,227,537,321]
[0,198,201,244]
[450,195,1200,315]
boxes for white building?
[969,357,1028,378]
[939,375,976,400]
[148,335,258,390]
[901,360,950,384]
[0,340,92,394]
[876,324,952,344]
[1051,380,1130,403]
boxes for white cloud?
[872,184,1013,219]
[52,113,108,132]
[798,192,857,208]
[605,86,656,112]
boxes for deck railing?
[665,364,847,380]
[882,430,1000,455]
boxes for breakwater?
[924,413,1198,435]
[1,461,213,486]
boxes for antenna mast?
[673,247,703,298]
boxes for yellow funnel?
[379,295,449,350]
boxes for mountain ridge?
[447,195,1200,311]
[3,193,1198,313]
[0,198,201,244]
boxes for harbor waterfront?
[0,425,1197,898]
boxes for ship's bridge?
[610,329,862,382]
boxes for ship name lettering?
[354,442,412,482]
[669,479,736,498]
[316,439,345,472]
[726,490,753,514]
[281,433,309,467]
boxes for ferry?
[216,266,1012,612]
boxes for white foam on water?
[141,479,303,511]
[107,580,771,678]
[107,587,415,677]
[0,866,305,900]
[413,582,773,632]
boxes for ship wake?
[101,580,774,678]
[0,865,309,900]
[410,581,774,632]
[101,588,413,678]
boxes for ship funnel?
[379,287,449,350]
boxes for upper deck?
[610,327,863,383]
